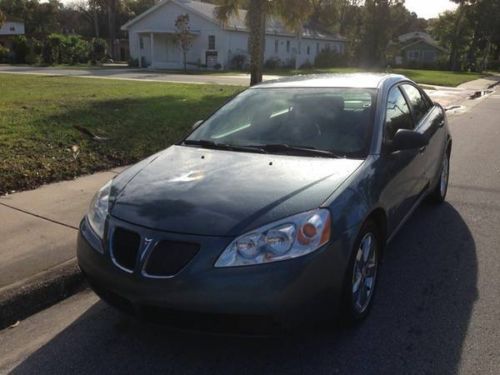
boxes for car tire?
[429,150,450,204]
[341,220,381,325]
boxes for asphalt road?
[1,93,499,374]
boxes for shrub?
[42,34,65,64]
[264,57,282,69]
[487,59,500,71]
[0,45,10,63]
[64,35,90,64]
[128,58,139,67]
[300,60,313,69]
[230,54,246,70]
[12,35,30,63]
[89,38,107,65]
[25,50,41,65]
[283,57,296,69]
[314,48,347,68]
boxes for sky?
[404,0,458,19]
[55,0,458,20]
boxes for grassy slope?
[0,74,240,194]
[391,69,486,87]
[263,67,485,87]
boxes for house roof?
[396,31,447,53]
[5,15,24,23]
[122,0,345,42]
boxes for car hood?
[110,146,363,236]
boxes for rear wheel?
[341,221,380,324]
[430,151,450,204]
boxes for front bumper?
[77,216,354,324]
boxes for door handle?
[419,146,426,153]
[438,120,445,127]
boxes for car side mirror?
[192,120,204,130]
[391,129,428,152]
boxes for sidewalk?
[426,73,500,109]
[0,166,127,328]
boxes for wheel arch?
[446,138,452,156]
[364,207,388,257]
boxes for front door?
[400,83,447,186]
[380,85,427,233]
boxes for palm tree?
[0,9,6,28]
[215,0,313,85]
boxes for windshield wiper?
[183,139,265,153]
[249,144,343,158]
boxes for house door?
[139,35,151,67]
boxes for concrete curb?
[0,258,85,330]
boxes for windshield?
[186,87,377,158]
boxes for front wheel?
[430,151,450,204]
[341,221,380,324]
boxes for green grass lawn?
[0,74,241,194]
[390,69,486,87]
[264,67,485,87]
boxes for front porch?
[136,30,224,70]
[136,31,184,69]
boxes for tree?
[174,13,193,71]
[0,0,63,37]
[0,9,5,27]
[358,0,396,67]
[448,0,477,70]
[215,0,313,85]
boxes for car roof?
[254,73,408,89]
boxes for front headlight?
[87,180,112,240]
[215,209,331,267]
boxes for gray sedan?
[77,73,451,328]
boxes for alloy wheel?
[440,155,450,198]
[352,232,378,314]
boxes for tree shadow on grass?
[11,202,477,374]
[0,92,237,194]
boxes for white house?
[0,16,25,49]
[121,0,346,70]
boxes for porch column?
[150,32,155,68]
[138,34,142,68]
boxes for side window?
[208,35,216,50]
[385,86,413,141]
[401,84,431,125]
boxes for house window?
[275,39,279,53]
[423,50,436,62]
[10,26,16,32]
[408,50,419,61]
[286,40,290,53]
[139,37,144,49]
[317,42,320,53]
[208,35,216,50]
[307,45,310,55]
